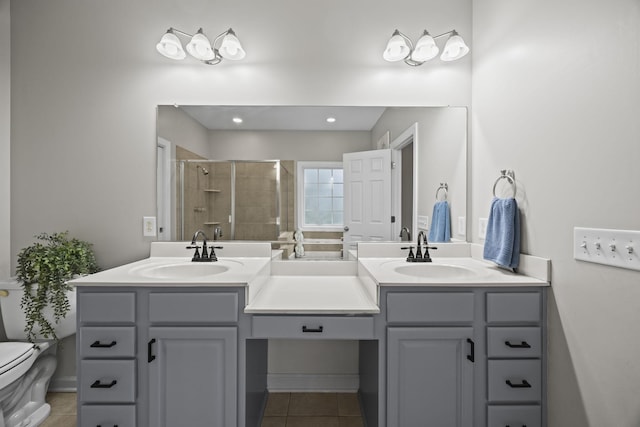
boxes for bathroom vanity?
[72,242,549,427]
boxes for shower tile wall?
[210,162,232,240]
[235,162,278,241]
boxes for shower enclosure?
[175,160,294,242]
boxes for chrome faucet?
[399,227,411,241]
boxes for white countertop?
[69,256,271,287]
[244,275,379,314]
[358,257,549,287]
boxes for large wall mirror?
[156,105,467,259]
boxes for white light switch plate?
[458,216,466,237]
[574,227,640,271]
[143,216,157,237]
[479,218,488,240]
[417,215,429,230]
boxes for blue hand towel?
[483,197,521,269]
[428,201,451,243]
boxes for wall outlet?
[143,216,157,237]
[478,218,488,240]
[457,216,466,237]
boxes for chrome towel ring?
[492,170,516,198]
[435,183,448,201]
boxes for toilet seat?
[0,342,38,389]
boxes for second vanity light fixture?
[156,27,246,65]
[383,29,469,66]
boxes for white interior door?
[343,149,392,255]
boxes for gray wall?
[157,106,209,157]
[1,0,9,282]
[472,0,640,426]
[8,0,471,392]
[209,130,371,161]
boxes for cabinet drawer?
[80,404,136,427]
[79,326,136,358]
[80,360,136,403]
[486,292,541,323]
[252,316,374,339]
[488,360,541,402]
[149,292,238,323]
[487,405,541,427]
[387,292,474,324]
[487,327,541,358]
[78,292,136,324]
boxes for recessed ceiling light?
[232,117,243,124]
[326,117,336,123]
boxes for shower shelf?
[203,189,221,193]
[204,222,221,225]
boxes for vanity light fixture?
[156,27,246,65]
[383,29,469,66]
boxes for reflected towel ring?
[435,183,448,201]
[492,170,516,198]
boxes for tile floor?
[262,393,364,427]
[41,392,76,427]
[42,392,363,427]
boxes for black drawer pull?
[466,338,475,362]
[148,338,157,363]
[90,340,117,348]
[90,380,117,389]
[505,340,531,349]
[506,379,531,388]
[96,425,119,427]
[302,326,323,333]
[505,425,527,427]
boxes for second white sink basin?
[393,263,478,279]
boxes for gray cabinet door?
[388,327,474,427]
[148,326,237,427]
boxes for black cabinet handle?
[302,326,323,333]
[505,340,531,349]
[90,340,117,348]
[505,425,527,427]
[506,379,531,388]
[466,338,475,362]
[96,425,119,427]
[90,380,117,389]
[148,338,157,363]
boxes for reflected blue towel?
[483,197,520,269]
[428,201,451,243]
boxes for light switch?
[143,216,157,237]
[458,216,466,237]
[479,218,488,240]
[574,227,640,271]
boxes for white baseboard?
[267,374,359,392]
[49,376,77,392]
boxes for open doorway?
[391,123,418,241]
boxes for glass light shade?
[219,31,246,60]
[410,32,439,62]
[156,31,186,60]
[383,33,411,62]
[440,33,470,61]
[186,31,215,61]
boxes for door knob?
[343,226,349,232]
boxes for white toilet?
[0,279,76,427]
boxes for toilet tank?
[0,279,77,340]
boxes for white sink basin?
[393,263,479,279]
[131,260,243,279]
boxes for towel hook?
[435,183,448,201]
[492,170,516,198]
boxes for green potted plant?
[16,231,99,342]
